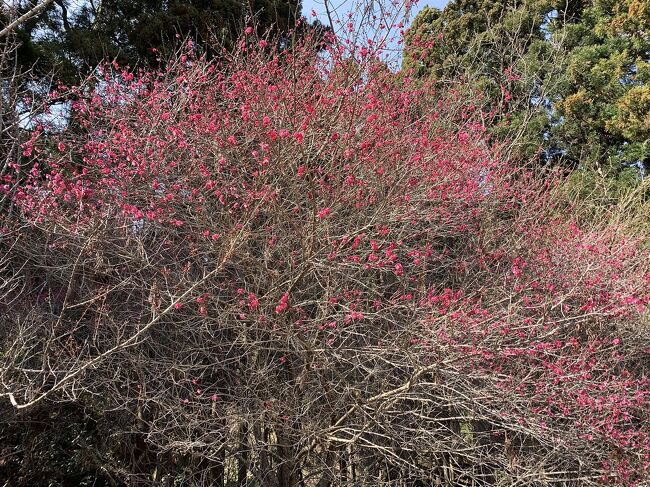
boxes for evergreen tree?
[10,0,303,86]
[403,0,560,163]
[403,0,649,176]
[552,0,650,174]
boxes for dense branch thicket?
[0,27,649,487]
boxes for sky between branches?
[302,0,450,29]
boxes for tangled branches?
[0,31,649,486]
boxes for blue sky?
[300,0,450,66]
[301,0,450,24]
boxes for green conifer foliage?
[404,0,649,176]
[11,0,302,86]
